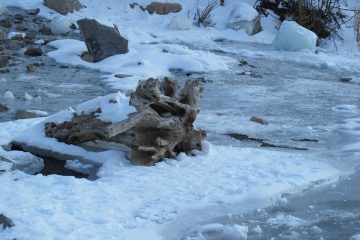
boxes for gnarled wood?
[45,77,206,165]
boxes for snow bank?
[273,20,318,52]
[47,39,232,92]
[169,16,192,30]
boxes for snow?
[49,15,72,35]
[229,2,259,22]
[0,2,8,15]
[169,16,192,30]
[351,234,360,240]
[273,21,318,52]
[75,92,135,123]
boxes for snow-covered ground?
[1,0,359,239]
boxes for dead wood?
[45,77,206,165]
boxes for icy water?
[170,40,360,240]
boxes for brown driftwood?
[45,77,206,165]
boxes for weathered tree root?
[45,77,206,165]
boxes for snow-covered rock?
[169,16,192,30]
[226,3,261,35]
[273,20,318,52]
[3,91,14,100]
[49,15,72,35]
[24,92,33,101]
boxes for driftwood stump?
[45,77,206,165]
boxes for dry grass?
[193,0,218,28]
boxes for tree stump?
[45,77,206,165]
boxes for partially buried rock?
[40,25,52,35]
[44,0,82,15]
[25,32,36,43]
[77,19,129,62]
[146,2,182,15]
[0,103,8,112]
[0,56,9,68]
[250,116,269,125]
[27,8,40,15]
[80,52,95,63]
[340,76,352,82]
[11,34,24,41]
[16,109,48,119]
[25,47,43,57]
[15,24,28,31]
[114,73,132,78]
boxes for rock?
[0,18,11,28]
[8,40,25,50]
[27,64,36,72]
[14,14,24,21]
[169,16,192,30]
[15,109,48,119]
[340,76,352,82]
[33,17,43,24]
[27,8,40,15]
[114,73,132,78]
[11,34,24,41]
[25,32,36,41]
[227,3,262,35]
[146,2,182,15]
[49,15,71,35]
[77,19,129,62]
[0,55,9,68]
[44,0,82,15]
[0,103,8,112]
[0,214,14,230]
[273,20,318,52]
[80,52,95,63]
[40,25,52,35]
[15,24,28,31]
[25,47,43,57]
[250,116,269,125]
[0,68,9,73]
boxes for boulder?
[273,21,318,52]
[77,19,129,62]
[40,25,52,35]
[146,2,182,15]
[0,55,9,68]
[227,3,261,35]
[44,0,82,15]
[15,109,48,119]
[0,103,8,112]
[169,16,192,30]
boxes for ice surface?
[273,21,318,52]
[267,213,308,227]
